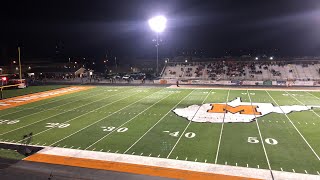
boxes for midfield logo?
[173,97,320,123]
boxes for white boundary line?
[49,88,164,146]
[306,91,320,100]
[247,90,274,179]
[285,91,320,118]
[0,87,135,136]
[85,90,178,150]
[214,89,230,164]
[123,90,195,154]
[17,88,150,141]
[0,87,101,118]
[166,90,212,158]
[266,90,320,161]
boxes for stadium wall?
[154,79,320,87]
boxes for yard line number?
[46,123,70,128]
[101,126,128,133]
[164,131,196,138]
[0,120,19,125]
[248,137,278,145]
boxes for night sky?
[1,0,320,59]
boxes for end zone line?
[0,87,99,118]
[85,90,175,150]
[266,90,320,161]
[19,88,148,141]
[50,88,164,147]
[0,88,105,122]
[247,90,274,180]
[0,88,133,136]
[215,89,230,164]
[167,89,212,158]
[123,90,195,154]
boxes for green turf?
[0,148,26,160]
[0,86,319,175]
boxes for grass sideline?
[0,148,26,160]
[0,85,319,175]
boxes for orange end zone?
[0,86,94,110]
[24,154,260,180]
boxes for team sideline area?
[0,85,320,179]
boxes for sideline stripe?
[24,153,259,180]
[0,86,93,110]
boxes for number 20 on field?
[248,137,278,145]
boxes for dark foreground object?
[0,159,175,180]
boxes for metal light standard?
[148,16,167,76]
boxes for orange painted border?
[25,154,259,180]
[0,86,93,110]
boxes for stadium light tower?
[148,15,167,76]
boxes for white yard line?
[306,91,320,101]
[18,88,143,141]
[85,91,176,150]
[247,90,273,177]
[266,90,320,161]
[0,88,129,136]
[215,89,230,164]
[49,88,163,147]
[0,87,101,118]
[166,90,212,158]
[123,90,195,154]
[285,91,320,118]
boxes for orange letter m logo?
[207,104,261,115]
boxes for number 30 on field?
[248,137,278,145]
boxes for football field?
[0,86,320,175]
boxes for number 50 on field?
[248,137,278,145]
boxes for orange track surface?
[25,153,260,180]
[0,86,93,110]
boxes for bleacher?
[161,60,320,81]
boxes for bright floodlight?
[148,16,167,33]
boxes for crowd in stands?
[162,60,320,80]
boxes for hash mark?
[317,171,319,175]
[225,162,227,165]
[280,168,283,171]
[92,148,96,151]
[305,122,308,125]
[176,156,178,159]
[257,165,259,168]
[63,145,67,148]
[140,153,143,156]
[292,169,295,173]
[70,146,74,149]
[157,154,160,158]
[107,149,111,152]
[298,122,300,124]
[195,158,197,162]
[185,157,188,161]
[313,123,316,125]
[77,147,81,149]
[236,163,237,166]
[100,149,103,152]
[115,150,119,153]
[43,143,46,146]
[132,152,135,155]
[305,170,308,174]
[205,159,207,163]
[247,164,249,167]
[148,153,152,157]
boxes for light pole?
[148,15,167,76]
